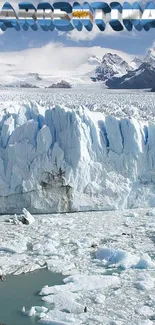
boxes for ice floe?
[95,247,155,270]
[22,305,48,317]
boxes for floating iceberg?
[95,247,155,269]
[22,305,48,317]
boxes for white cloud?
[66,24,120,42]
[0,42,134,73]
[65,24,140,42]
[60,26,102,42]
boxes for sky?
[0,0,155,58]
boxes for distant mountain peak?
[130,57,142,69]
[107,60,155,89]
[92,52,132,82]
[87,55,101,65]
[144,45,155,67]
[103,52,119,59]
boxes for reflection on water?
[0,269,64,325]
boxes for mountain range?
[92,47,155,89]
[0,44,155,89]
[91,53,133,82]
[106,62,155,89]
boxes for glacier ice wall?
[0,102,155,213]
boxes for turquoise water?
[0,269,64,325]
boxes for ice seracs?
[1,116,14,148]
[37,125,52,155]
[2,103,155,212]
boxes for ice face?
[0,100,155,213]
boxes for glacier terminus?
[0,90,155,213]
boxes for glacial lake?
[0,268,64,325]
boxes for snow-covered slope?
[0,72,43,89]
[107,46,155,89]
[0,45,133,88]
[87,55,101,65]
[107,62,155,89]
[144,45,155,67]
[1,100,155,213]
[93,53,132,82]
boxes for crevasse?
[0,102,155,213]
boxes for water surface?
[0,268,64,325]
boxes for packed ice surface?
[0,209,155,324]
[0,89,155,212]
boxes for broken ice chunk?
[22,208,35,225]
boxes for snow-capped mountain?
[107,62,155,89]
[130,57,143,69]
[0,52,132,88]
[144,45,155,67]
[87,55,101,65]
[107,46,155,89]
[2,46,155,89]
[92,53,133,82]
[0,45,133,88]
[47,80,72,88]
[0,72,43,89]
[0,53,129,88]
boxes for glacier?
[0,101,155,213]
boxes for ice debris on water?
[22,208,35,225]
[22,305,48,317]
[6,208,35,225]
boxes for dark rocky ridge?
[48,80,72,89]
[106,62,155,89]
